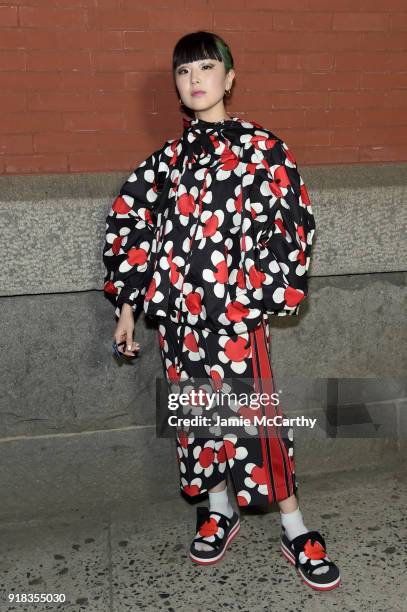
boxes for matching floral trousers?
[157,312,298,509]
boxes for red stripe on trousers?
[249,325,274,504]
[254,320,293,500]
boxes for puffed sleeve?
[102,141,170,319]
[255,139,316,316]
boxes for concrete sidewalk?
[0,464,406,612]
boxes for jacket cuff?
[265,304,301,316]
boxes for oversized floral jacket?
[103,115,316,335]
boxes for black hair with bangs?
[172,31,234,75]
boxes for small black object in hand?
[112,340,139,361]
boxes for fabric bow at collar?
[180,115,251,167]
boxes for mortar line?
[0,424,156,444]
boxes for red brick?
[124,30,177,51]
[276,128,331,147]
[0,71,125,92]
[273,12,332,31]
[87,8,149,29]
[305,108,358,128]
[268,91,330,110]
[0,91,27,112]
[329,91,398,110]
[294,0,407,9]
[303,72,360,91]
[155,90,186,112]
[23,29,58,49]
[207,0,245,8]
[332,126,407,146]
[236,52,277,72]
[53,0,95,6]
[0,134,32,154]
[298,146,359,165]
[276,53,333,71]
[262,110,305,130]
[335,51,407,72]
[361,32,407,51]
[306,0,360,10]
[27,51,91,71]
[390,13,407,31]
[0,2,406,172]
[91,91,153,113]
[95,134,156,153]
[243,72,302,92]
[358,0,407,9]
[0,50,26,71]
[5,155,68,174]
[93,50,155,72]
[148,9,212,30]
[66,72,125,91]
[333,13,390,32]
[19,7,84,28]
[68,152,139,172]
[28,92,91,112]
[63,112,125,131]
[246,0,306,9]
[159,51,182,73]
[127,0,185,7]
[0,6,18,27]
[33,131,101,153]
[359,145,407,162]
[361,72,407,89]
[55,30,123,51]
[214,11,272,30]
[127,111,184,136]
[359,108,407,127]
[383,90,407,108]
[5,0,94,4]
[0,29,26,49]
[0,112,63,133]
[125,71,176,92]
[244,30,362,52]
[93,0,120,6]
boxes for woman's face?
[174,58,235,119]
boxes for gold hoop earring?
[179,98,183,105]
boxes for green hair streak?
[215,38,233,73]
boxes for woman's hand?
[114,303,141,357]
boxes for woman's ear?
[226,68,235,90]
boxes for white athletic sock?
[280,507,308,541]
[209,485,234,519]
[280,507,328,575]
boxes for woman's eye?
[177,64,213,75]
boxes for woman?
[103,31,341,590]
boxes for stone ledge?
[1,162,406,296]
[0,424,400,523]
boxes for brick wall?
[0,0,406,174]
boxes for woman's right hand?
[114,303,141,357]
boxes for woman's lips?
[191,91,206,96]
